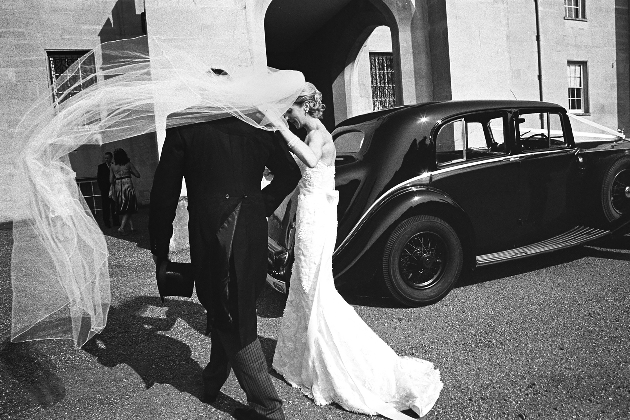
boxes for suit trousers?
[203,328,285,420]
[202,256,284,420]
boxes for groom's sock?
[229,338,285,420]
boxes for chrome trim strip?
[516,148,576,158]
[476,226,609,266]
[265,274,287,294]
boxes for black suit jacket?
[149,117,300,345]
[97,162,111,194]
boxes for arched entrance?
[264,0,402,128]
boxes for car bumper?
[267,237,290,293]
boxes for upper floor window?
[567,62,588,113]
[369,52,396,111]
[564,0,585,20]
[47,50,96,106]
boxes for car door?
[513,110,580,245]
[430,111,522,255]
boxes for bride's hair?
[295,82,326,119]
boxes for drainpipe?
[534,0,544,128]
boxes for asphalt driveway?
[1,208,629,419]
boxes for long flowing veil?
[1,34,305,348]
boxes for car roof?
[335,99,565,129]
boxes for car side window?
[466,116,508,158]
[335,131,365,154]
[435,119,465,165]
[487,117,508,153]
[517,111,566,151]
[466,122,487,149]
[436,114,508,166]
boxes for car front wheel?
[600,156,630,223]
[383,215,463,306]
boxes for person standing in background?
[96,151,119,228]
[110,148,140,235]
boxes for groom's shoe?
[233,408,276,420]
[202,388,219,404]
[202,359,231,404]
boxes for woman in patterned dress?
[110,148,140,235]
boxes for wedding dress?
[272,159,443,419]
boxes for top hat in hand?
[156,259,195,303]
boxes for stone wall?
[0,0,157,206]
[445,0,623,133]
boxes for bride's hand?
[259,105,289,131]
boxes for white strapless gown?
[272,160,443,419]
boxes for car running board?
[476,226,610,267]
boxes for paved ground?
[0,209,629,419]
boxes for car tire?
[599,156,630,224]
[382,215,463,306]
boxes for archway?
[264,0,399,128]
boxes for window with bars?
[369,52,396,111]
[567,62,588,113]
[47,51,96,105]
[564,0,585,20]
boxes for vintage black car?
[267,100,630,305]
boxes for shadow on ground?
[0,340,66,417]
[82,296,246,416]
[98,206,151,250]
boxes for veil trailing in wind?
[2,35,305,348]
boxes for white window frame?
[567,62,588,114]
[369,52,396,111]
[564,0,586,20]
[47,50,96,106]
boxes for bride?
[269,83,443,419]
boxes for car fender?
[333,186,475,279]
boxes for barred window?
[47,51,96,105]
[369,52,396,111]
[567,62,588,113]
[564,0,585,20]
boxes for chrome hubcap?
[611,169,630,215]
[399,232,446,289]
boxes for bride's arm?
[277,126,323,168]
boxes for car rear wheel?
[600,156,630,223]
[383,215,463,306]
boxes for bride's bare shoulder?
[306,128,333,143]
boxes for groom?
[149,112,300,419]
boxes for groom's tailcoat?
[149,117,300,346]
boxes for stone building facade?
[1,0,628,206]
